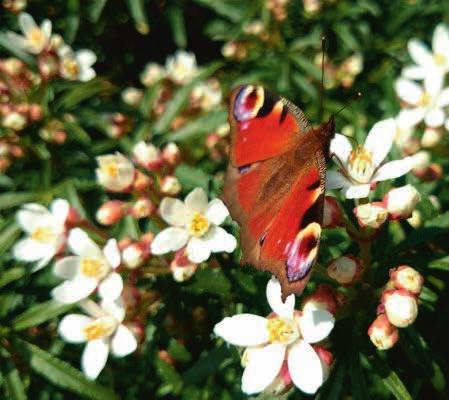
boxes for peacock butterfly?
[223,85,335,299]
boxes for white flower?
[95,152,135,192]
[6,12,51,54]
[52,228,123,304]
[382,290,418,328]
[214,277,335,395]
[58,45,97,82]
[140,62,166,87]
[383,184,421,219]
[395,77,449,128]
[151,188,236,263]
[13,199,69,271]
[191,81,222,111]
[132,141,162,170]
[327,119,413,199]
[402,24,449,88]
[58,298,137,380]
[165,50,198,85]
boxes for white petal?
[111,325,137,357]
[402,65,426,80]
[150,227,189,255]
[186,237,211,263]
[288,340,325,394]
[5,32,28,51]
[53,256,79,279]
[40,19,52,38]
[266,277,295,318]
[159,198,186,227]
[330,134,352,164]
[19,12,37,35]
[103,239,120,268]
[364,118,395,167]
[13,238,53,262]
[201,226,236,254]
[81,339,110,380]
[16,204,49,233]
[407,39,432,67]
[68,228,102,257]
[342,184,371,199]
[424,108,445,127]
[241,343,285,394]
[58,314,92,343]
[326,170,350,190]
[437,88,449,107]
[298,309,335,343]
[424,72,444,97]
[373,158,413,182]
[395,78,423,105]
[397,108,426,127]
[33,255,54,271]
[205,199,229,226]
[78,68,96,82]
[76,49,97,68]
[98,272,123,301]
[52,278,98,304]
[184,187,208,213]
[50,198,69,223]
[433,24,449,58]
[214,314,269,346]
[101,298,125,323]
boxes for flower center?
[80,257,109,279]
[347,146,375,183]
[28,28,44,46]
[267,317,299,345]
[433,53,446,66]
[187,212,210,237]
[63,59,80,77]
[31,226,56,244]
[102,162,119,178]
[83,317,116,341]
[418,92,431,107]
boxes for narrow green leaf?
[350,352,369,400]
[0,267,25,289]
[0,193,40,211]
[126,0,150,34]
[0,222,21,256]
[65,0,80,44]
[167,3,187,48]
[182,346,229,385]
[0,33,36,67]
[168,339,192,363]
[289,53,322,81]
[64,121,92,145]
[175,164,211,192]
[55,79,111,111]
[381,369,412,400]
[192,0,246,22]
[155,358,183,395]
[1,357,27,400]
[88,0,108,22]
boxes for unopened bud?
[327,255,363,285]
[263,362,292,396]
[382,289,418,328]
[132,141,163,171]
[368,314,399,350]
[389,265,424,295]
[421,127,442,148]
[414,163,443,182]
[383,185,420,220]
[160,176,181,196]
[323,196,343,228]
[353,202,387,229]
[131,198,155,219]
[407,209,422,228]
[28,104,43,121]
[162,142,181,166]
[133,170,153,192]
[302,284,338,315]
[2,112,27,130]
[314,346,333,381]
[96,200,128,225]
[121,87,144,107]
[122,242,148,269]
[170,248,198,282]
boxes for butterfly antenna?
[336,91,362,116]
[319,36,326,121]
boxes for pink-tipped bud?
[383,185,420,220]
[131,198,155,219]
[413,163,443,182]
[160,176,181,196]
[126,321,146,345]
[122,242,148,269]
[118,237,133,251]
[368,314,399,350]
[353,202,387,229]
[263,362,293,396]
[162,142,181,166]
[327,255,363,285]
[133,170,153,192]
[421,127,442,148]
[389,265,424,295]
[132,141,163,171]
[96,200,128,225]
[302,284,338,315]
[38,51,59,80]
[323,196,343,228]
[381,289,418,328]
[170,248,198,282]
[314,346,334,381]
[158,350,177,367]
[65,206,82,228]
[122,285,142,308]
[28,104,43,121]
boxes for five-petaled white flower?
[52,228,123,304]
[214,277,335,395]
[327,119,413,199]
[58,45,97,82]
[58,298,137,380]
[165,50,198,85]
[95,152,135,192]
[13,199,69,271]
[6,12,52,54]
[151,187,237,263]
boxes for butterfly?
[223,85,335,300]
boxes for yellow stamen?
[418,92,431,107]
[28,28,44,45]
[102,162,119,178]
[267,317,299,345]
[31,227,55,243]
[187,212,210,237]
[80,257,108,279]
[348,145,375,183]
[63,59,80,77]
[83,317,116,341]
[433,53,446,66]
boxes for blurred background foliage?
[0,0,449,399]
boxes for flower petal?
[103,239,120,268]
[342,184,371,199]
[110,325,137,357]
[58,314,92,343]
[201,226,236,254]
[50,198,69,223]
[402,65,426,80]
[424,108,445,127]
[68,228,102,257]
[241,343,285,395]
[433,24,449,59]
[184,187,208,213]
[40,19,52,38]
[81,339,109,380]
[159,197,186,227]
[407,39,432,67]
[214,314,269,346]
[98,272,123,301]
[186,236,211,263]
[397,108,426,127]
[424,72,444,98]
[326,170,350,190]
[53,256,79,279]
[52,277,98,304]
[101,298,126,323]
[76,49,97,68]
[288,340,325,394]
[78,67,96,82]
[298,309,335,343]
[16,204,49,233]
[150,227,189,255]
[437,88,449,107]
[330,134,352,165]
[13,238,53,262]
[266,277,295,318]
[19,12,37,35]
[364,118,395,167]
[373,158,413,182]
[395,78,423,105]
[205,199,229,226]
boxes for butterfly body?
[223,85,335,299]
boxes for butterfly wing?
[223,85,331,298]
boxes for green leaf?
[0,33,36,67]
[126,0,150,34]
[65,0,80,44]
[192,0,246,22]
[55,79,111,110]
[185,268,231,297]
[88,0,108,22]
[0,267,25,289]
[13,339,118,400]
[429,256,449,271]
[349,352,369,400]
[381,369,412,400]
[0,357,27,400]
[168,339,192,363]
[64,121,92,145]
[0,193,41,210]
[289,53,322,81]
[12,300,74,331]
[155,358,183,395]
[167,3,187,48]
[182,346,229,385]
[0,222,21,256]
[317,356,347,400]
[175,163,211,192]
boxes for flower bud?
[407,209,422,228]
[263,363,292,396]
[125,321,146,345]
[130,198,155,219]
[389,265,424,295]
[414,163,443,182]
[28,104,43,121]
[384,185,420,220]
[382,289,418,328]
[158,349,177,367]
[314,346,333,381]
[302,284,338,315]
[96,200,128,225]
[160,176,181,196]
[95,153,135,192]
[353,202,387,229]
[170,248,198,282]
[121,87,143,107]
[162,142,181,166]
[368,314,399,350]
[323,196,343,228]
[38,51,59,80]
[140,63,166,87]
[2,111,27,130]
[421,127,442,148]
[133,170,153,192]
[122,242,148,269]
[327,255,363,285]
[65,206,82,228]
[132,141,163,171]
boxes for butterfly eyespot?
[233,85,265,121]
[238,164,251,174]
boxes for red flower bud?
[96,200,129,225]
[323,196,343,228]
[389,265,424,295]
[368,314,399,350]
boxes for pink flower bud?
[132,141,163,171]
[313,346,333,381]
[368,314,399,350]
[162,142,181,166]
[327,255,363,285]
[383,185,420,220]
[413,163,443,182]
[96,200,128,225]
[130,198,155,219]
[65,206,82,228]
[353,202,387,229]
[302,284,338,315]
[382,289,418,328]
[160,176,181,196]
[122,242,149,269]
[421,127,442,148]
[263,362,292,396]
[389,265,424,295]
[133,170,153,192]
[323,196,343,228]
[170,248,198,282]
[28,104,43,121]
[126,320,146,344]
